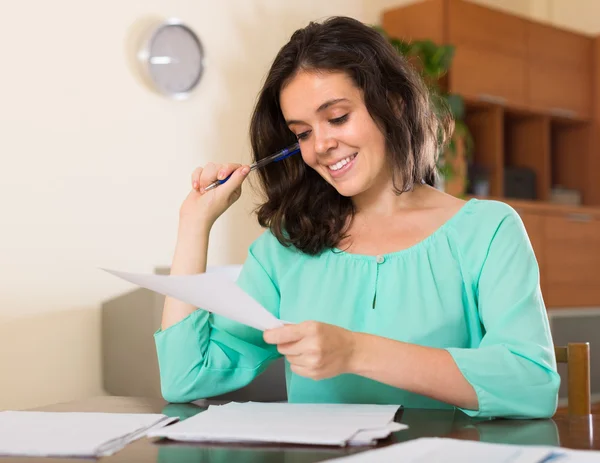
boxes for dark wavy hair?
[249,16,453,255]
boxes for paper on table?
[325,437,575,462]
[0,411,177,458]
[148,402,405,447]
[348,422,406,446]
[102,268,284,331]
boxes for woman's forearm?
[161,224,210,330]
[349,332,479,410]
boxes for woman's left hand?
[263,321,357,380]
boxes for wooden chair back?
[555,343,591,415]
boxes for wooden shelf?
[504,111,550,201]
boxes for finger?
[284,353,313,367]
[197,163,218,190]
[276,340,308,356]
[191,167,203,190]
[289,363,321,380]
[263,324,305,345]
[216,163,242,181]
[217,165,251,197]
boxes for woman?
[155,16,559,418]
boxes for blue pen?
[204,142,301,191]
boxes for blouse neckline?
[330,198,478,261]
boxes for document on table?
[148,402,406,446]
[102,268,284,331]
[325,437,600,462]
[0,411,177,458]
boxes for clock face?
[146,22,204,98]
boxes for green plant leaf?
[390,38,413,57]
[446,93,465,120]
[454,120,474,159]
[436,45,455,74]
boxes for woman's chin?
[330,180,368,198]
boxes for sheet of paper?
[0,411,177,458]
[148,402,405,446]
[102,268,284,331]
[348,422,406,446]
[325,437,579,463]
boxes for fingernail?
[241,167,250,175]
[217,170,225,180]
[193,181,198,189]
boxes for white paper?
[325,437,593,463]
[0,411,177,458]
[348,422,406,446]
[102,268,284,331]
[148,402,405,446]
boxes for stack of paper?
[325,437,600,462]
[0,411,177,458]
[148,402,406,446]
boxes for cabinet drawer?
[546,285,600,308]
[544,214,600,307]
[544,214,600,243]
[448,0,527,56]
[528,63,592,118]
[450,45,527,106]
[546,246,600,285]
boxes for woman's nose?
[313,129,338,155]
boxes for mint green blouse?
[154,199,560,419]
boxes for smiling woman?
[154,16,560,420]
[249,19,450,255]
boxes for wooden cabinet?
[382,0,593,117]
[382,0,597,209]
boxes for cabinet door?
[528,63,592,119]
[544,214,600,307]
[450,46,527,106]
[447,0,528,107]
[448,0,527,55]
[527,22,593,119]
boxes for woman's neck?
[351,180,430,219]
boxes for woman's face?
[279,70,390,198]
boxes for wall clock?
[136,19,205,100]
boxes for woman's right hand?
[179,162,251,231]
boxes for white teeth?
[328,154,356,171]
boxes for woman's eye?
[296,131,310,141]
[330,114,349,125]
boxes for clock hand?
[150,56,179,65]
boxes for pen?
[204,142,301,192]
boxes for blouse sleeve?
[153,237,282,403]
[446,208,560,419]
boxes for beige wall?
[1,0,599,410]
